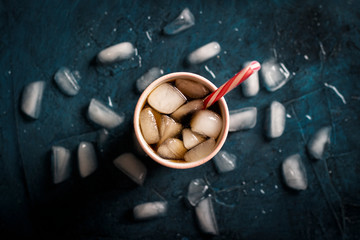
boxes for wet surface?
[1,0,360,239]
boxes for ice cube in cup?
[191,110,223,139]
[147,83,187,114]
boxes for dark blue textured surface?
[1,0,360,239]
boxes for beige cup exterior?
[134,72,229,169]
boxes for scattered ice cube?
[163,8,195,35]
[266,101,286,138]
[147,83,187,114]
[282,154,308,190]
[139,107,161,145]
[229,107,257,132]
[175,79,210,99]
[97,42,135,64]
[195,197,219,235]
[261,58,291,92]
[184,138,216,162]
[187,42,221,65]
[170,99,203,121]
[87,98,124,129]
[307,126,331,160]
[78,142,98,178]
[136,67,164,93]
[51,146,71,184]
[113,153,147,185]
[191,110,222,138]
[213,150,237,173]
[157,138,187,159]
[187,178,209,206]
[54,67,80,96]
[182,128,206,150]
[21,81,45,119]
[159,115,182,145]
[241,62,259,97]
[133,201,168,220]
[97,128,109,150]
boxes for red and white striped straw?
[203,61,261,109]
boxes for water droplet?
[304,55,309,60]
[260,189,265,194]
[147,16,151,20]
[199,10,203,14]
[274,184,278,189]
[261,209,266,214]
[242,181,246,185]
[234,27,239,32]
[218,20,222,24]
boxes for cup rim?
[134,72,229,169]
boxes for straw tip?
[249,61,261,71]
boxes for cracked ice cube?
[213,150,237,173]
[54,67,81,96]
[182,128,206,150]
[195,197,219,235]
[21,81,45,119]
[113,153,147,185]
[191,110,222,138]
[170,99,203,121]
[157,138,187,159]
[175,79,210,99]
[133,201,168,220]
[140,107,161,145]
[51,146,71,184]
[136,67,164,93]
[147,83,187,114]
[159,115,182,145]
[78,142,98,178]
[163,8,195,35]
[229,107,257,132]
[87,98,124,129]
[184,138,216,162]
[307,126,331,160]
[242,61,259,97]
[187,178,209,206]
[282,154,308,190]
[266,101,286,138]
[97,42,135,64]
[187,42,221,65]
[261,58,291,92]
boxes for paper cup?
[134,72,229,169]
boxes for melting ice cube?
[182,128,206,150]
[87,98,124,129]
[21,81,45,119]
[157,138,187,159]
[136,67,164,93]
[113,153,147,185]
[187,178,209,206]
[159,115,182,145]
[213,150,237,173]
[78,142,98,178]
[147,83,187,114]
[266,101,286,138]
[184,138,216,162]
[282,154,308,190]
[261,58,290,92]
[191,110,222,138]
[187,42,221,65]
[229,107,257,132]
[54,67,81,96]
[241,61,260,97]
[51,146,71,184]
[163,8,195,35]
[139,107,161,145]
[97,42,135,64]
[307,126,331,160]
[133,201,168,220]
[195,197,219,235]
[170,99,203,121]
[175,79,210,99]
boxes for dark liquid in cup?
[139,78,223,162]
